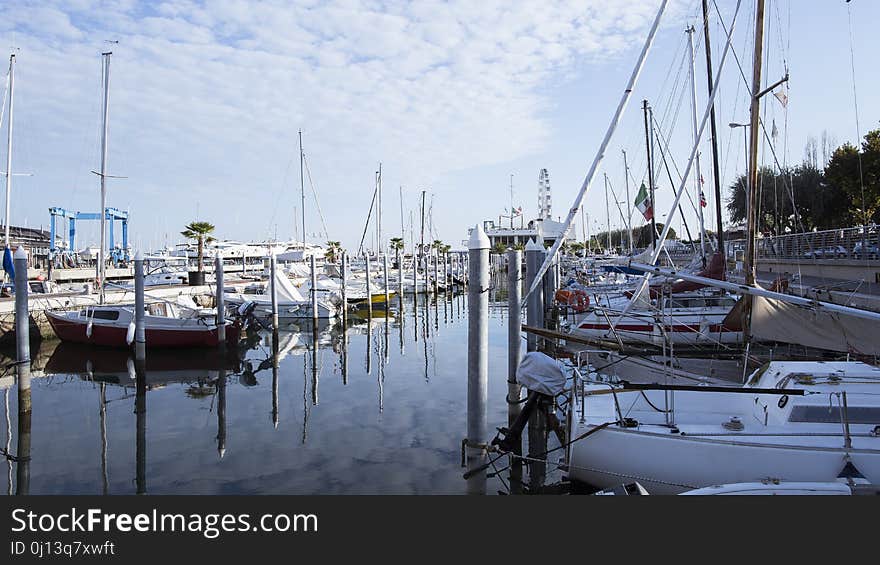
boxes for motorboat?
[46,302,236,348]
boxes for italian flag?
[635,182,653,221]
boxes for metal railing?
[726,225,879,262]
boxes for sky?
[0,0,877,253]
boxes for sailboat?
[563,0,880,493]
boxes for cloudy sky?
[1,0,876,253]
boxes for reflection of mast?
[302,346,309,445]
[272,330,279,429]
[15,379,30,495]
[100,383,108,494]
[135,357,146,495]
[216,370,226,458]
[341,319,349,385]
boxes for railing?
[726,225,879,262]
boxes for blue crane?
[49,207,130,265]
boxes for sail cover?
[750,295,880,356]
[273,269,306,302]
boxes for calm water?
[0,287,557,495]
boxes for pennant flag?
[773,89,788,108]
[3,247,14,281]
[635,182,653,221]
[700,191,707,208]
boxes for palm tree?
[325,241,342,263]
[180,221,215,274]
[492,241,507,255]
[389,237,405,267]
[432,239,444,257]
[512,242,525,251]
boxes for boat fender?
[777,395,789,409]
[126,321,136,345]
[127,358,136,380]
[85,320,93,339]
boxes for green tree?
[569,241,585,256]
[492,241,507,255]
[825,128,880,225]
[389,237,405,267]
[180,221,215,273]
[325,241,342,263]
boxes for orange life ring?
[555,289,590,312]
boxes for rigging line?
[650,113,701,218]
[651,119,698,251]
[301,152,329,239]
[846,1,867,228]
[357,179,379,257]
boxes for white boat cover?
[273,270,306,302]
[516,352,566,396]
[750,295,880,356]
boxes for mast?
[299,129,305,252]
[3,54,14,249]
[701,0,725,255]
[642,100,657,250]
[743,0,766,342]
[687,24,707,264]
[622,149,633,253]
[509,174,514,229]
[377,163,382,257]
[604,173,611,253]
[98,52,112,305]
[419,190,426,261]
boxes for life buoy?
[554,289,590,312]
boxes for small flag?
[3,247,14,281]
[515,206,522,216]
[699,174,704,185]
[771,119,779,140]
[635,182,653,221]
[700,191,707,208]
[773,89,788,108]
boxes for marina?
[2,0,880,498]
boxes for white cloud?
[1,0,673,248]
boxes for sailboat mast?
[604,173,611,253]
[98,52,112,305]
[687,25,707,264]
[642,100,657,250]
[299,130,305,252]
[419,190,426,261]
[701,0,725,255]
[743,0,766,341]
[509,174,514,229]
[3,54,14,249]
[377,163,382,257]
[622,149,633,253]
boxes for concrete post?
[397,250,404,298]
[13,246,30,495]
[215,251,226,347]
[340,251,347,320]
[525,239,544,352]
[310,254,318,322]
[134,250,146,360]
[466,224,489,495]
[383,253,389,308]
[365,253,373,317]
[269,253,279,329]
[433,252,439,296]
[506,249,523,420]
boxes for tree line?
[726,127,880,233]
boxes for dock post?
[270,252,279,329]
[466,224,489,494]
[397,250,404,299]
[310,254,318,323]
[432,252,438,296]
[341,251,347,320]
[525,239,544,352]
[506,249,523,421]
[444,252,449,297]
[215,251,226,348]
[13,247,31,494]
[383,252,389,308]
[134,250,146,360]
[365,252,373,318]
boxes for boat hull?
[47,312,222,348]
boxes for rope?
[846,1,867,228]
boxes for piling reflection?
[16,361,31,496]
[0,286,541,495]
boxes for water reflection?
[0,291,557,494]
